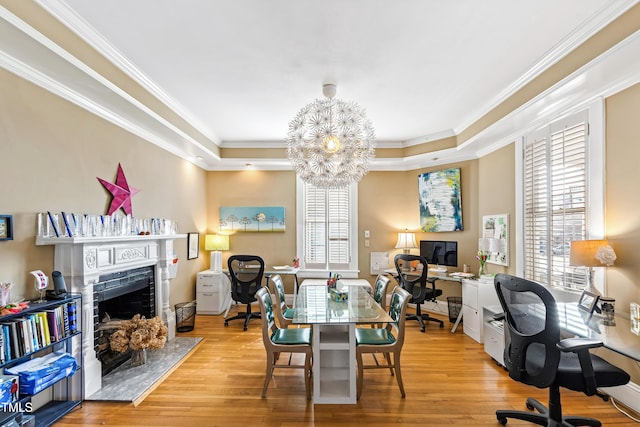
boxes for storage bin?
[447,296,463,323]
[175,301,197,332]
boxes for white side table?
[196,270,232,315]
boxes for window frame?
[295,177,359,278]
[516,99,605,293]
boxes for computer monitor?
[419,240,458,267]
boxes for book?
[20,318,32,355]
[0,327,4,364]
[45,310,59,343]
[61,303,70,337]
[1,325,11,362]
[67,301,77,334]
[38,312,51,346]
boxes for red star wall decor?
[97,163,140,215]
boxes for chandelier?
[286,83,375,188]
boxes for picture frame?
[0,215,13,241]
[481,214,509,266]
[187,232,199,260]
[577,290,600,316]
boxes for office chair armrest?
[556,337,603,352]
[426,277,438,291]
[557,337,604,396]
[492,312,505,321]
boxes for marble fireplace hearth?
[87,336,202,406]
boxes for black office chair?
[224,255,265,331]
[393,254,444,332]
[494,273,630,427]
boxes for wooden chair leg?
[384,352,394,375]
[305,352,312,400]
[262,352,275,398]
[393,351,405,398]
[356,352,364,400]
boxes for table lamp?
[569,239,617,296]
[395,230,417,271]
[205,234,229,272]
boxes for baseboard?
[600,381,640,414]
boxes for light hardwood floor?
[58,306,638,426]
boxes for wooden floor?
[58,307,638,426]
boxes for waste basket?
[447,296,462,323]
[175,301,197,332]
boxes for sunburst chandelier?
[286,83,375,188]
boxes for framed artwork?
[219,206,285,232]
[577,290,600,317]
[418,168,462,232]
[187,232,199,260]
[0,215,13,241]
[481,214,509,266]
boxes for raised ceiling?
[4,1,640,169]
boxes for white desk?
[384,268,467,333]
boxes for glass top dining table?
[293,282,392,325]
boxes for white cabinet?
[483,305,505,367]
[312,324,356,404]
[196,270,231,315]
[461,279,499,343]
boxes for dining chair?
[269,274,295,328]
[256,287,312,399]
[372,274,391,313]
[355,285,411,399]
[224,254,264,331]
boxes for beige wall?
[0,67,208,306]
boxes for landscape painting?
[219,206,285,232]
[418,168,463,232]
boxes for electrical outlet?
[364,230,370,238]
[364,239,370,247]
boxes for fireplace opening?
[94,266,156,375]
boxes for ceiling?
[15,1,640,168]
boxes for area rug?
[86,336,203,406]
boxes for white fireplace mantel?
[36,234,186,397]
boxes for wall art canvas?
[418,168,463,232]
[220,206,285,232]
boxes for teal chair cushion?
[271,328,312,345]
[356,328,396,346]
[283,308,296,319]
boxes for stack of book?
[0,300,78,363]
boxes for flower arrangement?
[595,245,617,266]
[292,256,300,268]
[476,250,489,276]
[109,314,168,353]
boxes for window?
[296,178,358,276]
[522,108,603,291]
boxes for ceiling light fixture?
[286,83,375,188]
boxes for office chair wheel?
[224,321,229,326]
[439,323,444,328]
[497,416,507,425]
[526,402,535,410]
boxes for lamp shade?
[569,240,608,267]
[205,234,229,251]
[395,232,417,250]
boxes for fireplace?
[37,234,184,397]
[94,266,156,375]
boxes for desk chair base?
[409,305,444,332]
[224,305,261,331]
[497,395,602,427]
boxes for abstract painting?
[219,206,285,232]
[418,168,462,232]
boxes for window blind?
[523,111,588,290]
[304,184,351,269]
